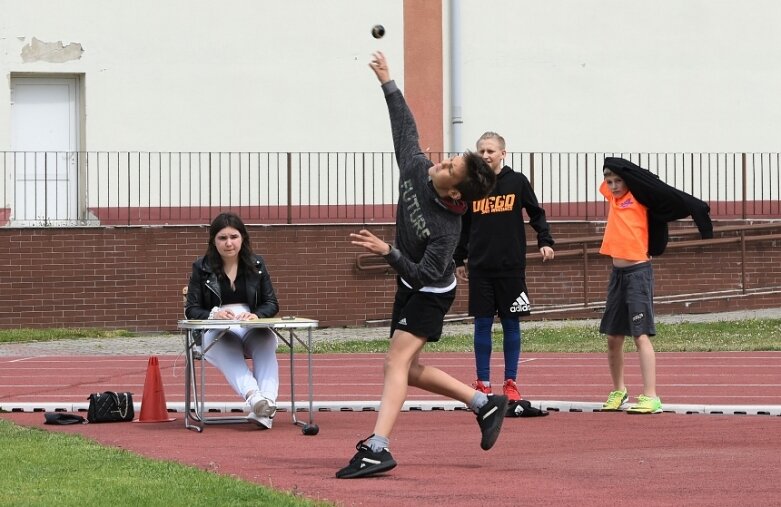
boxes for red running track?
[1,352,780,407]
[2,352,781,507]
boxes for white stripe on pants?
[203,304,279,402]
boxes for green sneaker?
[601,389,628,411]
[602,389,629,412]
[626,395,662,414]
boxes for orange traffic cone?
[134,356,176,423]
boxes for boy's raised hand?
[369,51,391,84]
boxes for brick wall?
[1,221,779,332]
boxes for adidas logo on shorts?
[510,292,531,313]
[397,318,407,326]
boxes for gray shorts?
[599,262,656,337]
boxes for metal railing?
[1,151,779,227]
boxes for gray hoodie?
[380,80,462,291]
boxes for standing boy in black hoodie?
[336,52,501,479]
[454,132,554,410]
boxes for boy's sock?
[474,317,494,381]
[365,434,390,453]
[469,391,489,413]
[500,317,521,380]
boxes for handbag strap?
[114,392,129,419]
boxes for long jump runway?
[2,352,781,506]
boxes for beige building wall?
[0,0,402,152]
[2,1,780,154]
[453,0,781,153]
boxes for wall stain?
[21,37,83,63]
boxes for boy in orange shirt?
[598,156,712,414]
[598,166,661,414]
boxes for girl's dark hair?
[205,212,256,278]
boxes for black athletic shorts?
[467,274,530,318]
[599,261,656,337]
[389,277,456,342]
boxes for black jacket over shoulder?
[184,255,279,320]
[603,157,713,256]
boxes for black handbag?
[87,391,134,423]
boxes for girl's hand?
[213,308,235,320]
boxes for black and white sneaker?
[335,439,397,479]
[477,394,508,450]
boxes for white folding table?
[177,317,319,434]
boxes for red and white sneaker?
[503,379,522,402]
[472,380,493,395]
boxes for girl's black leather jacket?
[184,254,279,320]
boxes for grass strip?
[0,328,136,344]
[0,419,332,507]
[310,319,781,354]
[1,319,779,353]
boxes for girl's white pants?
[202,304,279,402]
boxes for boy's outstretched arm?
[369,51,427,173]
